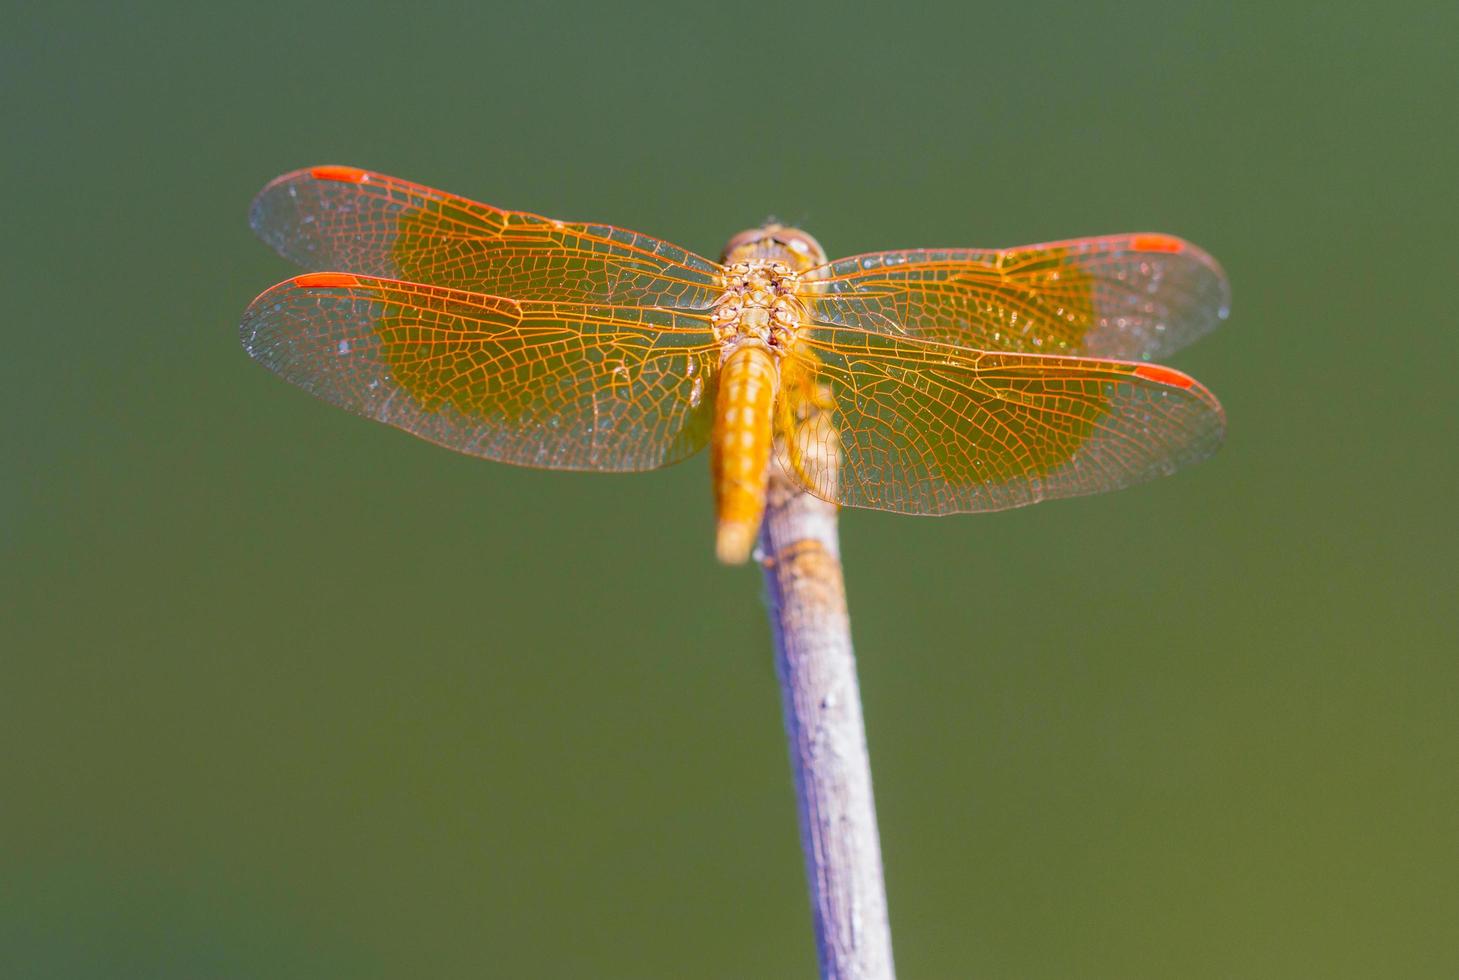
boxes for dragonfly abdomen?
[712,343,779,564]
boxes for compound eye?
[721,228,772,262]
[775,228,827,266]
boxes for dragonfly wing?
[808,234,1229,361]
[250,166,724,309]
[240,274,721,471]
[778,324,1224,514]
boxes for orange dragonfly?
[241,166,1227,563]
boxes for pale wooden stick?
[759,451,896,980]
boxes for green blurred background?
[4,1,1455,977]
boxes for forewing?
[779,325,1224,514]
[250,166,724,309]
[808,234,1229,360]
[240,273,720,471]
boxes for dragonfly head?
[722,224,826,272]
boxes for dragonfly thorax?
[711,260,809,361]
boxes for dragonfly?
[240,166,1227,563]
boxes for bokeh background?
[4,2,1455,977]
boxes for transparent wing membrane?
[250,166,724,309]
[780,324,1225,514]
[240,167,1227,520]
[241,273,720,471]
[809,234,1229,361]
